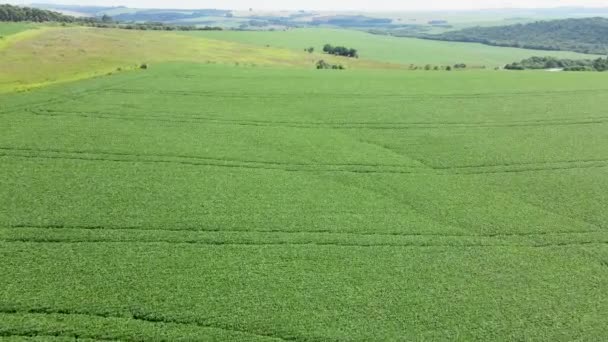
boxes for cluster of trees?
[0,4,94,23]
[323,44,358,58]
[0,4,222,32]
[316,60,345,70]
[421,18,608,55]
[505,56,608,71]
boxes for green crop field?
[0,22,38,37]
[0,23,32,37]
[183,28,602,67]
[1,62,608,340]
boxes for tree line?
[0,4,223,32]
[505,56,608,71]
[0,4,95,23]
[419,18,608,55]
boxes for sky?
[12,0,608,11]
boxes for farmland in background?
[183,28,603,67]
[1,21,602,94]
[1,63,608,340]
[29,4,608,32]
[0,25,397,93]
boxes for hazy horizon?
[10,0,608,11]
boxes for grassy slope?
[1,63,608,340]
[0,26,396,93]
[183,28,603,67]
[0,23,48,51]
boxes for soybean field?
[1,63,608,340]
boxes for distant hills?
[422,17,608,54]
[13,3,608,50]
[29,4,231,20]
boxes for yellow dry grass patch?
[0,27,399,93]
[0,26,50,51]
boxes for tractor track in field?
[0,308,290,341]
[99,87,608,99]
[4,224,604,238]
[0,145,417,169]
[24,108,608,130]
[0,146,421,172]
[0,331,116,341]
[2,237,607,248]
[0,152,425,175]
[3,225,607,249]
[1,146,607,175]
[3,224,476,237]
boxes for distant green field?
[1,63,608,340]
[183,28,602,67]
[0,22,37,37]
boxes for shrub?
[316,60,345,70]
[504,63,524,70]
[564,66,593,71]
[139,63,148,70]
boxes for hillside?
[0,25,398,93]
[4,22,603,93]
[423,17,608,54]
[183,28,602,67]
